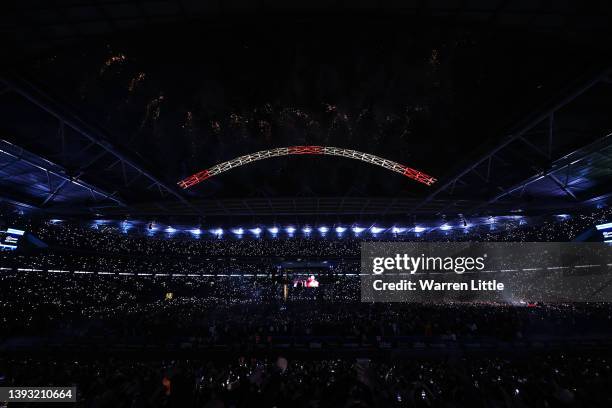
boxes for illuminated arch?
[178,146,436,189]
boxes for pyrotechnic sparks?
[182,111,195,132]
[139,94,165,131]
[429,48,440,69]
[100,53,127,75]
[128,72,146,92]
[211,121,221,134]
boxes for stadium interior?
[1,1,612,407]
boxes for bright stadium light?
[391,226,406,234]
[286,226,296,235]
[232,228,244,236]
[414,226,425,233]
[596,223,612,230]
[165,226,177,233]
[318,226,329,234]
[121,221,132,233]
[440,224,452,231]
[212,228,224,237]
[335,226,347,234]
[92,220,108,228]
[509,215,526,225]
[302,226,312,234]
[268,227,279,235]
[352,226,365,234]
[190,228,202,236]
[250,227,262,236]
[370,226,385,234]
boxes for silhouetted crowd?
[1,209,612,407]
[2,352,612,407]
[2,272,612,344]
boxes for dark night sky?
[4,12,612,200]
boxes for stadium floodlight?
[440,224,452,231]
[335,226,347,234]
[391,227,406,234]
[232,228,244,236]
[318,226,329,234]
[190,228,202,236]
[413,226,426,233]
[286,226,296,234]
[49,219,63,224]
[370,226,385,234]
[352,226,365,234]
[268,227,279,235]
[556,214,570,219]
[211,228,224,236]
[6,228,25,236]
[302,226,312,234]
[121,221,132,233]
[165,226,177,233]
[250,227,262,236]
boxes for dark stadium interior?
[1,1,612,407]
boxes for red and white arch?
[178,146,436,189]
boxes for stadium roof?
[1,1,611,223]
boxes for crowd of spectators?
[2,271,612,345]
[1,208,611,407]
[2,352,612,407]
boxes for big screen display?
[293,275,320,288]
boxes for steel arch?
[178,146,436,189]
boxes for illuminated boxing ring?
[178,146,437,189]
